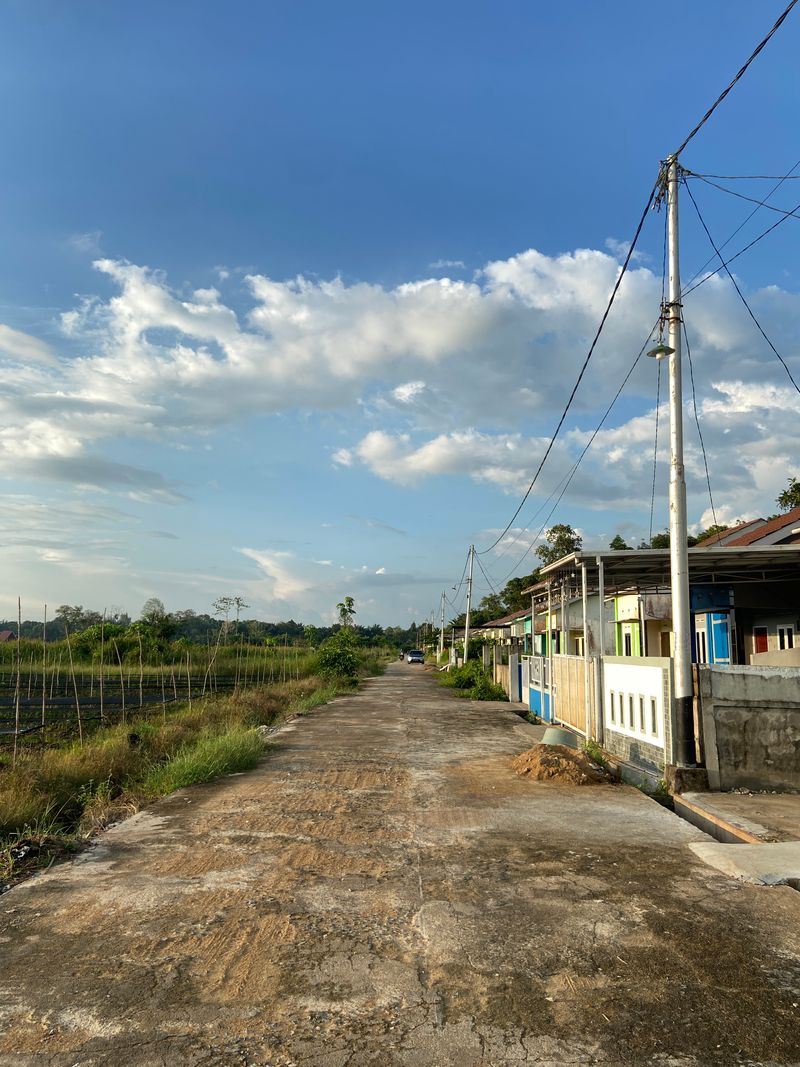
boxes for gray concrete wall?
[603,728,665,778]
[699,665,800,791]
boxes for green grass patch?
[138,728,264,798]
[438,660,507,701]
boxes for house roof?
[693,517,764,547]
[528,545,800,597]
[474,607,530,629]
[0,630,16,642]
[724,505,800,546]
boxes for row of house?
[471,507,800,789]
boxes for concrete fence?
[698,664,800,791]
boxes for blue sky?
[1,1,799,625]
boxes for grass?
[438,660,508,701]
[0,660,383,886]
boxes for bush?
[440,660,507,701]
[315,630,359,681]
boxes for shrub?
[315,630,359,681]
[440,660,507,701]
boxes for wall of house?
[601,656,673,775]
[699,664,800,791]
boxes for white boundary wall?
[602,656,673,768]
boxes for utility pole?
[463,544,474,662]
[660,156,694,766]
[439,590,445,660]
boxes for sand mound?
[512,743,616,786]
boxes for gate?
[552,653,594,736]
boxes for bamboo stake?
[13,597,21,765]
[113,639,126,724]
[99,611,106,725]
[161,665,167,723]
[171,661,177,701]
[186,651,192,709]
[138,633,144,708]
[64,623,83,746]
[41,605,47,740]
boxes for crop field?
[0,642,316,746]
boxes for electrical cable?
[497,322,661,583]
[683,179,800,394]
[474,553,500,598]
[672,0,799,157]
[681,158,800,295]
[686,172,800,180]
[691,174,800,220]
[683,319,720,533]
[477,179,659,555]
[682,194,800,298]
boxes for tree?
[777,476,800,512]
[232,595,249,634]
[649,532,670,549]
[213,596,235,637]
[140,597,167,625]
[536,524,583,567]
[609,534,630,550]
[336,596,356,628]
[694,524,730,545]
[303,624,321,647]
[501,570,541,613]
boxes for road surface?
[1,663,799,1065]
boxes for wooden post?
[64,623,83,746]
[99,611,106,724]
[41,605,47,740]
[113,639,126,723]
[13,597,21,764]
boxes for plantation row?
[0,644,317,742]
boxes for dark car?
[406,649,424,664]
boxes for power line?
[681,158,800,294]
[683,179,800,395]
[683,320,719,532]
[477,178,659,555]
[496,322,661,583]
[691,174,800,221]
[673,0,799,157]
[686,172,800,180]
[474,553,500,597]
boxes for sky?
[1,0,800,627]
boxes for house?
[696,505,800,549]
[0,630,16,643]
[518,546,800,778]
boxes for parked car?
[406,649,424,664]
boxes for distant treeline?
[0,605,426,650]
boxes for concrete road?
[1,664,799,1066]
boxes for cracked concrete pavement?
[1,662,799,1066]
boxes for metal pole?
[547,583,554,720]
[439,591,445,660]
[581,563,591,736]
[463,545,474,662]
[666,155,694,766]
[595,555,605,745]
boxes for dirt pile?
[512,744,617,786]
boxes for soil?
[513,743,617,785]
[0,664,798,1066]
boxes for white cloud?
[0,247,796,522]
[0,324,56,365]
[428,259,466,270]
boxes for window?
[651,697,658,736]
[779,627,794,650]
[628,694,635,729]
[639,695,645,733]
[609,691,616,724]
[624,632,632,656]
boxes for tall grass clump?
[439,660,507,701]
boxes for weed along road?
[2,665,799,1066]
